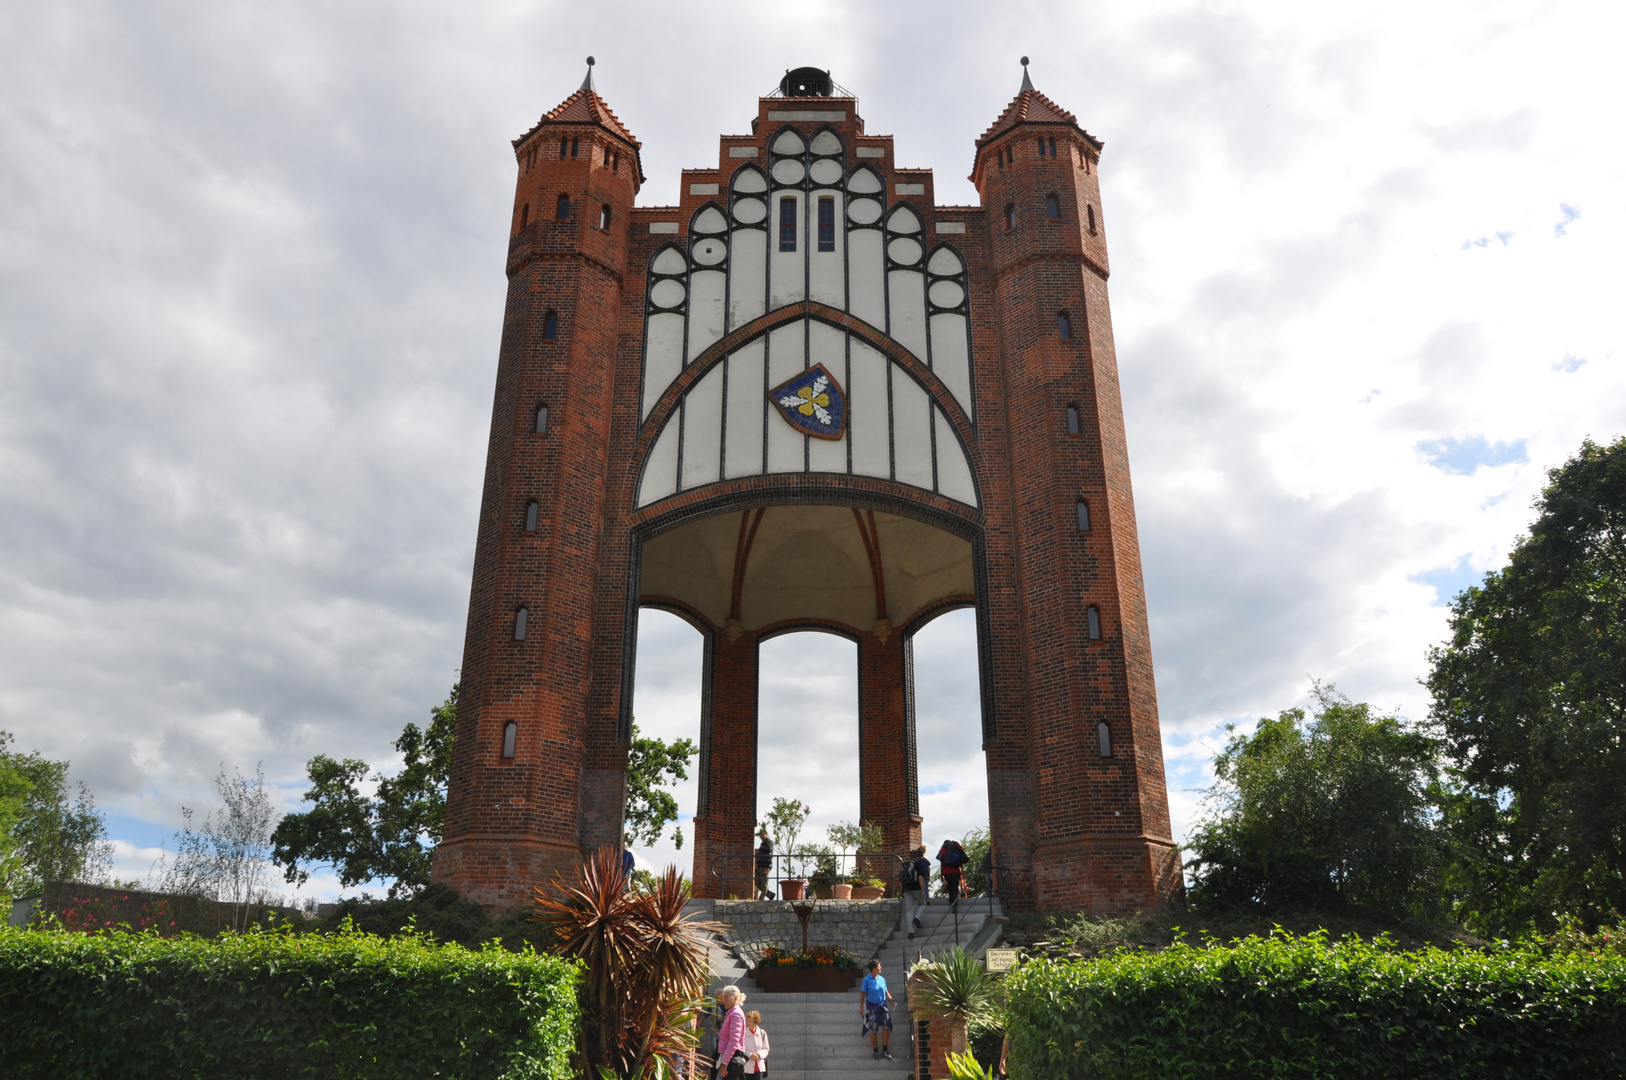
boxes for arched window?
[1037,137,1047,157]
[1097,720,1112,757]
[543,310,558,339]
[600,204,612,230]
[534,404,549,433]
[1087,605,1103,641]
[514,607,529,640]
[1066,405,1080,434]
[1057,311,1072,339]
[556,193,570,220]
[570,137,579,158]
[1076,499,1091,531]
[1004,204,1015,230]
[501,721,517,759]
[559,137,567,158]
[519,204,529,229]
[1048,137,1057,158]
[779,197,797,252]
[1087,205,1097,234]
[525,500,538,532]
[1046,193,1061,220]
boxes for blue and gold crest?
[768,363,848,440]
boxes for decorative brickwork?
[433,66,1183,917]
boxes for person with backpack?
[900,846,930,930]
[937,838,967,903]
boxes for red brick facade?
[432,69,1183,915]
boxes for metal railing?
[707,851,901,899]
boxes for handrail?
[706,850,908,899]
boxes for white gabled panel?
[934,406,976,506]
[638,419,680,507]
[723,341,766,479]
[643,312,685,419]
[891,366,933,489]
[765,322,805,474]
[848,229,885,329]
[887,269,928,361]
[728,229,766,330]
[688,270,726,361]
[849,338,889,479]
[808,191,845,308]
[808,320,847,474]
[929,312,973,420]
[768,192,805,310]
[680,363,724,489]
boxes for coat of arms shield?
[768,363,848,440]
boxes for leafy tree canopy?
[1185,686,1445,917]
[0,731,109,905]
[1427,435,1626,933]
[623,724,696,849]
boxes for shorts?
[861,1001,892,1036]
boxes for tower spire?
[1019,55,1034,93]
[579,55,596,93]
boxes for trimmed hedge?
[0,924,579,1079]
[1005,932,1626,1079]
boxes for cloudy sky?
[1,0,1619,899]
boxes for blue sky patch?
[1411,556,1488,607]
[1554,203,1580,238]
[1416,435,1527,475]
[1554,353,1587,373]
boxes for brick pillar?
[858,629,922,885]
[691,630,759,898]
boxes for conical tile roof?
[976,87,1093,149]
[514,87,640,150]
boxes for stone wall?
[709,899,899,968]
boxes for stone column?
[691,630,759,898]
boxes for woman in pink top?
[714,986,748,1079]
[743,1010,770,1075]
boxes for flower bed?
[749,944,863,993]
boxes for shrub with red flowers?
[757,944,859,971]
[45,894,182,937]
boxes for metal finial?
[1019,56,1034,93]
[579,56,597,93]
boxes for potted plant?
[828,819,886,899]
[850,875,886,900]
[833,880,854,900]
[764,796,811,902]
[807,845,839,899]
[781,878,807,901]
[909,947,1002,1057]
[749,945,863,992]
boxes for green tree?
[1185,686,1445,916]
[271,687,457,898]
[1427,436,1626,934]
[623,724,697,848]
[0,731,109,905]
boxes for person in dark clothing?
[937,839,966,903]
[902,846,931,932]
[754,826,774,900]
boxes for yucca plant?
[945,1049,999,1079]
[910,947,1003,1056]
[535,847,720,1078]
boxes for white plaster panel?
[895,183,925,196]
[729,146,760,158]
[768,193,805,309]
[638,420,679,506]
[733,167,768,192]
[724,341,766,479]
[766,323,805,473]
[847,167,883,194]
[690,183,720,195]
[855,147,886,159]
[848,229,885,329]
[888,237,922,265]
[733,198,766,224]
[934,222,965,235]
[772,159,806,185]
[693,206,728,234]
[692,237,727,266]
[687,270,726,361]
[810,130,843,155]
[772,129,806,154]
[809,191,844,308]
[642,312,685,419]
[648,222,679,234]
[847,198,882,225]
[929,312,973,420]
[680,364,724,489]
[888,269,928,360]
[848,338,890,479]
[928,280,964,308]
[653,248,688,274]
[807,321,847,475]
[650,279,686,308]
[891,367,933,489]
[927,247,963,276]
[728,228,766,330]
[889,206,921,233]
[934,407,976,506]
[809,159,843,185]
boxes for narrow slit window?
[611,151,619,172]
[1097,720,1112,757]
[1066,405,1080,434]
[556,193,570,220]
[779,197,797,252]
[543,310,558,339]
[1087,605,1103,641]
[519,204,529,229]
[1058,311,1072,339]
[1049,137,1057,158]
[1004,204,1015,230]
[559,137,567,158]
[1037,138,1046,157]
[600,204,612,230]
[513,607,528,640]
[570,137,578,158]
[1077,499,1091,531]
[1046,193,1061,220]
[1087,205,1097,234]
[817,197,835,251]
[524,501,538,531]
[501,721,517,759]
[535,404,549,433]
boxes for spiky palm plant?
[910,947,1003,1055]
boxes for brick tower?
[433,61,1182,915]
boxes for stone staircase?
[689,896,1004,1080]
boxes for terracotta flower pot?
[781,879,807,901]
[813,882,834,900]
[851,885,884,900]
[833,883,854,900]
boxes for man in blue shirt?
[859,959,895,1059]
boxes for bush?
[309,882,545,952]
[0,923,579,1079]
[1004,931,1626,1079]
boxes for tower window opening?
[559,137,567,158]
[501,721,517,759]
[514,607,529,640]
[1038,137,1048,157]
[1087,204,1097,234]
[817,197,835,251]
[1046,193,1061,220]
[519,204,529,229]
[612,150,619,172]
[1004,204,1015,230]
[525,500,538,532]
[1087,605,1103,641]
[779,197,797,252]
[997,149,1004,170]
[543,311,558,339]
[1066,405,1080,434]
[1097,719,1112,756]
[1049,137,1057,158]
[570,137,579,158]
[1058,311,1072,339]
[535,404,549,433]
[556,193,570,220]
[1077,499,1091,531]
[600,204,612,230]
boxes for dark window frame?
[556,193,570,220]
[1076,499,1091,532]
[817,196,835,251]
[1046,193,1061,220]
[779,196,797,252]
[501,721,518,759]
[1066,405,1080,434]
[534,404,549,433]
[1087,605,1103,641]
[524,501,539,532]
[543,311,558,339]
[514,607,529,640]
[1058,311,1072,339]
